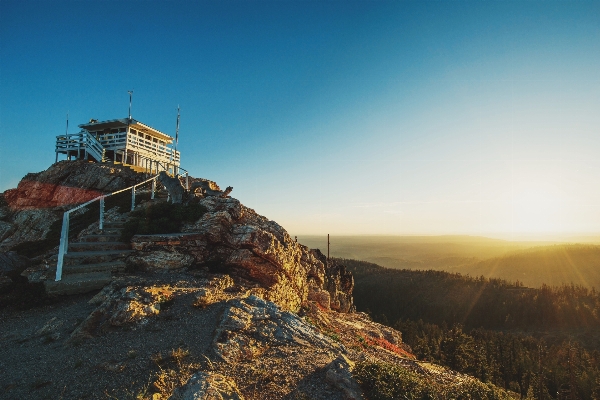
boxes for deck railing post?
[131,187,136,211]
[55,212,70,281]
[99,196,105,230]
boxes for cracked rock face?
[131,196,354,313]
[71,284,174,338]
[213,295,342,364]
[0,161,139,251]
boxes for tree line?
[339,258,600,399]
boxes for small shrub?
[354,361,515,400]
[170,348,190,365]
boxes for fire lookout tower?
[55,117,181,175]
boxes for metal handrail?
[138,156,189,190]
[54,174,159,281]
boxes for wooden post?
[99,197,105,230]
[55,212,70,281]
[327,234,330,266]
[131,187,136,211]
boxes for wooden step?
[69,242,130,252]
[103,221,126,229]
[50,250,134,266]
[44,272,112,295]
[81,234,123,242]
[127,165,147,173]
[62,261,126,275]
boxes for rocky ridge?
[0,162,517,399]
[129,195,354,313]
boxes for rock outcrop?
[0,161,140,251]
[3,160,139,210]
[212,295,343,363]
[129,196,354,313]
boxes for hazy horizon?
[1,1,598,237]
[297,233,600,243]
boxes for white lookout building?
[55,117,181,175]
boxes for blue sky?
[1,0,599,237]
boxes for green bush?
[354,362,515,400]
[120,202,207,242]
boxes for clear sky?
[1,0,599,238]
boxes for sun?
[508,186,566,234]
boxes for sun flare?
[509,187,565,233]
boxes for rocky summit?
[0,162,518,399]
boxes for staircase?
[44,219,133,295]
[126,164,148,173]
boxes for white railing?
[126,134,180,164]
[56,131,105,162]
[54,174,159,281]
[56,131,180,169]
[134,153,184,180]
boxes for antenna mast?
[175,105,180,154]
[128,90,134,119]
[327,234,330,266]
[65,111,69,135]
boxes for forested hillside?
[342,258,600,399]
[455,244,600,289]
[342,258,600,331]
[302,237,600,290]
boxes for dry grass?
[149,348,199,399]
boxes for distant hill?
[452,244,600,289]
[299,235,531,267]
[300,236,600,289]
[340,258,600,333]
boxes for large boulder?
[212,295,341,363]
[130,196,354,313]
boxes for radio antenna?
[128,90,134,119]
[65,111,69,135]
[175,105,180,153]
